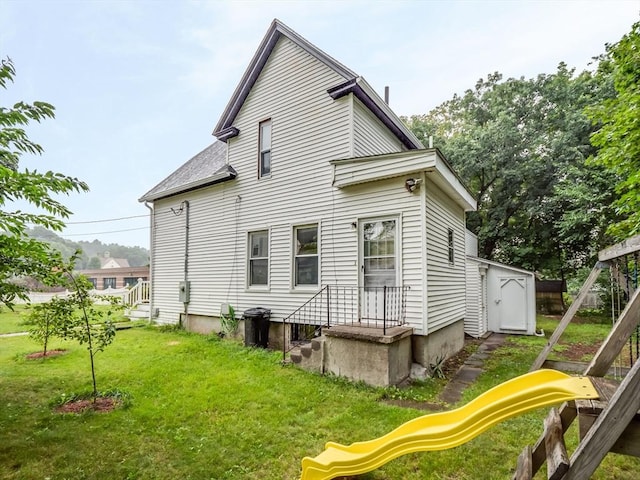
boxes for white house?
[139,19,476,385]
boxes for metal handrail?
[282,285,409,361]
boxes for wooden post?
[531,262,607,371]
[544,408,570,480]
[514,445,533,480]
[564,358,640,479]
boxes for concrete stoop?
[289,326,414,387]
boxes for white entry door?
[497,277,528,331]
[360,218,398,323]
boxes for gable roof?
[213,19,423,150]
[139,141,235,202]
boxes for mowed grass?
[0,314,639,479]
[0,305,32,334]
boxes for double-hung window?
[249,230,269,286]
[259,119,271,177]
[294,225,318,287]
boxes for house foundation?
[412,319,465,368]
[322,325,413,387]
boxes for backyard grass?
[1,313,639,479]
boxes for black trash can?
[243,307,271,348]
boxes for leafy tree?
[28,296,74,356]
[404,64,616,277]
[587,22,640,240]
[35,255,120,400]
[0,57,89,307]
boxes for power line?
[66,214,148,224]
[60,227,149,237]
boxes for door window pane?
[362,219,396,288]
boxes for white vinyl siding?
[353,99,403,156]
[425,179,466,332]
[465,259,485,337]
[148,35,469,338]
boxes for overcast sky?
[2,0,639,248]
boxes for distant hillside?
[27,227,150,269]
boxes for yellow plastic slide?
[300,369,597,480]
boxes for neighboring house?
[464,230,537,337]
[79,265,149,290]
[139,19,476,385]
[100,257,130,269]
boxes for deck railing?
[282,285,409,358]
[123,280,150,307]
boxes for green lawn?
[0,315,638,479]
[0,305,32,334]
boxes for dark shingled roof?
[139,141,235,202]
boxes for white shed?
[465,231,536,337]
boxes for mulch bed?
[55,396,120,414]
[25,349,66,359]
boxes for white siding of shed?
[425,179,466,332]
[353,99,403,156]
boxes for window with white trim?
[447,228,455,265]
[294,225,318,286]
[249,230,269,286]
[259,119,271,177]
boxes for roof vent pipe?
[384,86,389,105]
[429,136,433,148]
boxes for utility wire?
[66,214,148,224]
[60,227,149,237]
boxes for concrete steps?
[289,336,325,374]
[125,303,150,321]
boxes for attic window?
[259,119,271,177]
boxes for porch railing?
[282,285,409,358]
[123,280,150,307]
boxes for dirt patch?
[26,349,66,359]
[55,396,120,414]
[557,341,601,362]
[440,337,483,378]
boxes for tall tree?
[404,64,615,277]
[587,22,640,240]
[0,57,89,307]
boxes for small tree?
[34,254,120,401]
[28,296,73,356]
[60,272,119,401]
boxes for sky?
[2,0,639,249]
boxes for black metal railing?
[282,285,409,360]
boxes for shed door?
[498,277,527,331]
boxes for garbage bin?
[243,307,271,348]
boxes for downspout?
[144,201,154,324]
[183,200,190,327]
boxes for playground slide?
[300,369,597,480]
